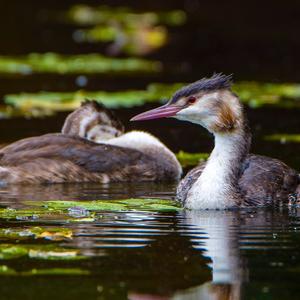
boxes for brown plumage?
[0,102,181,184]
[177,154,300,207]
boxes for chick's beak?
[130,103,182,121]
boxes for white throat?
[185,131,247,210]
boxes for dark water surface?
[0,1,300,299]
[1,184,300,299]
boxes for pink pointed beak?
[130,103,182,121]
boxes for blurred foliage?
[67,5,186,26]
[234,82,300,108]
[68,5,186,55]
[176,151,209,168]
[3,81,300,118]
[3,83,181,117]
[0,53,161,75]
[264,134,300,143]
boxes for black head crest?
[170,73,233,104]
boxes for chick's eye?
[187,96,197,104]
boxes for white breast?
[185,133,242,209]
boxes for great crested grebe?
[131,74,300,209]
[0,101,181,184]
[62,100,125,141]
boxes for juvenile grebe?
[62,100,125,141]
[131,74,300,209]
[0,101,181,184]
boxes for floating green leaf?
[0,227,72,241]
[0,53,161,75]
[0,244,85,260]
[0,265,89,276]
[28,198,182,212]
[0,199,181,226]
[176,151,209,168]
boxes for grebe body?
[131,74,300,209]
[0,101,181,184]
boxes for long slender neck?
[186,126,251,209]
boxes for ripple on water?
[1,183,300,299]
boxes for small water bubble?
[72,30,85,43]
[68,206,90,218]
[262,286,269,293]
[280,138,287,144]
[75,75,88,87]
[97,285,104,293]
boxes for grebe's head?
[131,74,243,133]
[62,100,124,142]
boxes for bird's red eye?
[187,96,197,104]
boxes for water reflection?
[1,183,300,299]
[172,210,246,300]
[0,182,177,204]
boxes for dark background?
[1,0,300,81]
[0,0,299,168]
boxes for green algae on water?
[233,82,300,108]
[0,265,89,276]
[176,151,209,168]
[4,81,300,118]
[29,198,182,213]
[0,53,161,75]
[0,198,181,225]
[0,244,85,260]
[0,227,72,241]
[3,83,181,117]
[264,134,300,143]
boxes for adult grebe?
[131,74,300,209]
[0,101,181,184]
